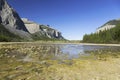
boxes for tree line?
[83,23,120,43]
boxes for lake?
[0,43,120,61]
[0,43,120,80]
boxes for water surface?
[0,43,120,61]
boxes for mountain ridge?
[96,19,120,33]
[22,18,64,40]
[0,0,64,41]
[83,18,120,43]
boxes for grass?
[0,43,120,80]
[0,24,22,42]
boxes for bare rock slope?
[0,0,64,41]
[96,19,120,33]
[22,18,64,39]
[0,0,31,40]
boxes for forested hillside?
[83,23,120,43]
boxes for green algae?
[0,43,120,80]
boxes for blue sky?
[7,0,120,40]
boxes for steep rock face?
[22,18,64,39]
[96,24,115,33]
[0,0,28,32]
[21,18,40,34]
[0,0,32,40]
[96,19,120,33]
[0,0,64,41]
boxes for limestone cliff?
[96,19,120,33]
[0,0,64,41]
[0,0,29,32]
[0,0,31,40]
[21,18,64,39]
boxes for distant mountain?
[0,0,64,41]
[21,18,64,40]
[96,19,120,33]
[83,19,120,43]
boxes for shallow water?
[54,44,120,59]
[0,43,120,61]
[0,43,120,80]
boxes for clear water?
[54,44,119,59]
[0,43,120,61]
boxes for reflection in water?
[60,44,84,59]
[0,43,120,80]
[0,43,120,61]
